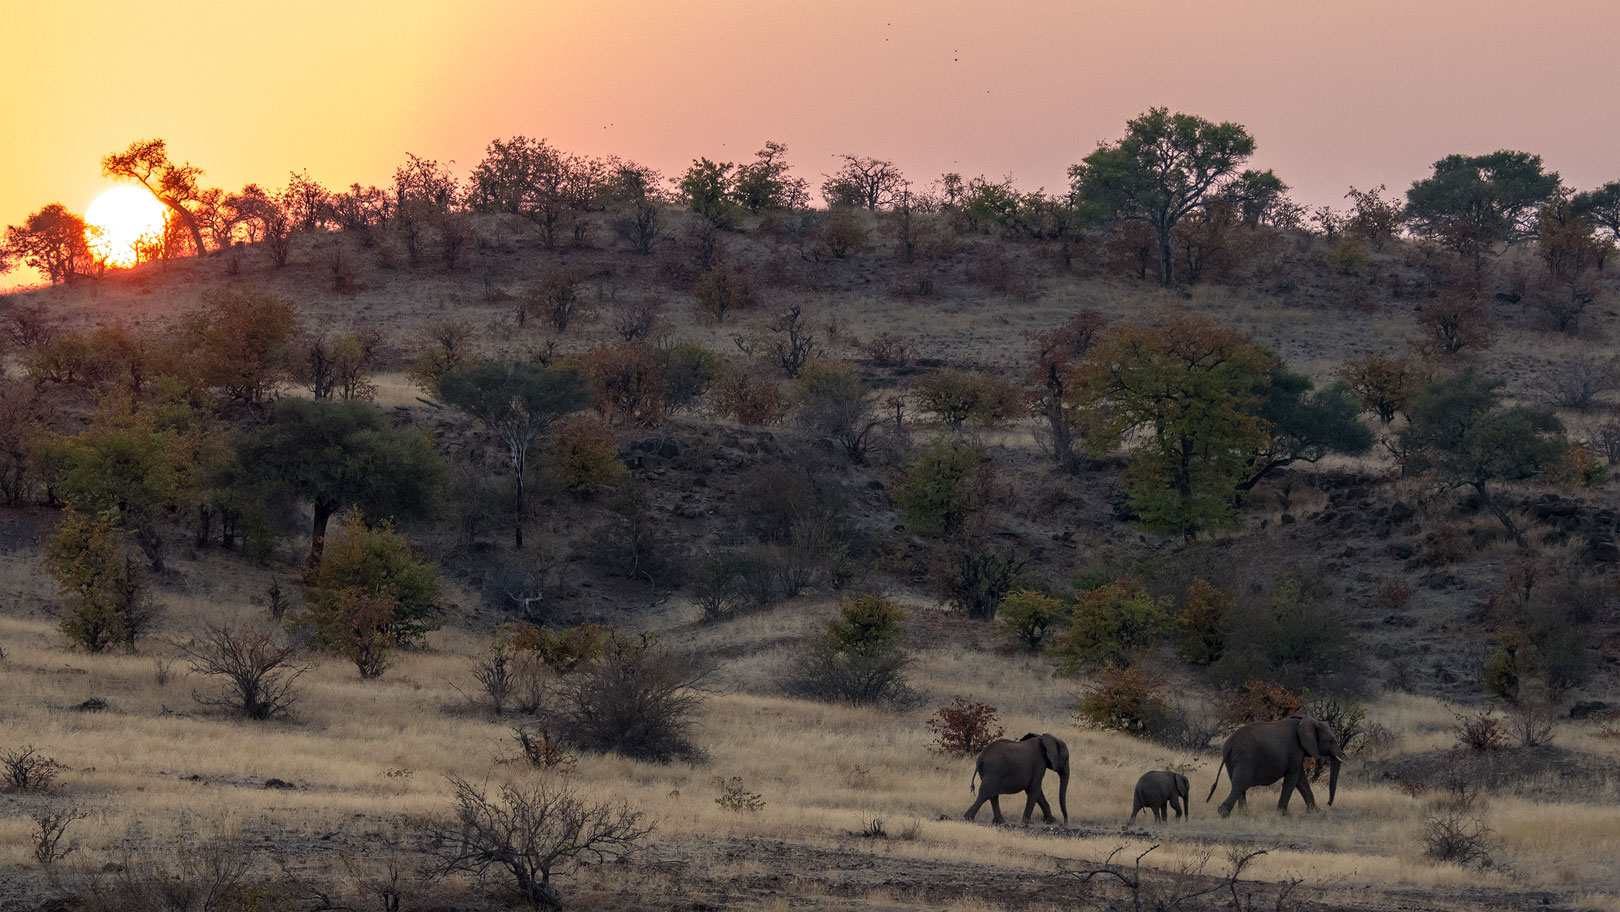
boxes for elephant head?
[1020,732,1070,822]
[1295,716,1347,806]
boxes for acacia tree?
[468,136,587,249]
[102,139,213,256]
[732,141,807,213]
[3,204,96,284]
[821,155,905,210]
[1400,371,1564,545]
[1572,181,1620,248]
[438,363,590,549]
[1070,108,1278,286]
[1076,315,1273,537]
[1239,368,1373,491]
[1536,194,1609,331]
[1405,151,1561,274]
[235,398,447,567]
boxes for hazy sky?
[4,0,1618,288]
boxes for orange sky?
[4,0,1619,289]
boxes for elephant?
[1206,715,1346,817]
[964,732,1069,826]
[1127,770,1189,825]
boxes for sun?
[86,186,169,267]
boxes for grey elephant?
[1206,715,1346,817]
[964,733,1069,826]
[1127,770,1189,825]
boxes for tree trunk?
[1157,225,1176,287]
[1474,483,1524,546]
[308,500,334,570]
[513,452,526,550]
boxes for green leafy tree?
[235,398,447,567]
[297,513,442,677]
[914,369,1012,433]
[438,362,590,548]
[45,509,157,651]
[1400,371,1565,545]
[1405,151,1561,274]
[1341,354,1421,424]
[894,442,984,536]
[1070,108,1277,286]
[731,141,807,213]
[679,158,739,226]
[789,595,913,706]
[1077,315,1273,538]
[1240,367,1373,491]
[1048,580,1170,672]
[994,589,1067,650]
[1572,180,1620,247]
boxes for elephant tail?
[1205,758,1224,802]
[969,760,980,794]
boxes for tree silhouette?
[102,139,213,256]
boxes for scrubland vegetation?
[2,110,1620,910]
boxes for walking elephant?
[1206,715,1345,817]
[964,733,1069,826]
[1127,770,1189,825]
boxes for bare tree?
[425,775,651,911]
[822,155,905,211]
[177,622,307,720]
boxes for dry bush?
[2,745,66,793]
[66,825,256,912]
[31,804,87,865]
[1536,356,1618,412]
[925,696,1006,757]
[549,634,707,762]
[512,725,577,774]
[177,622,307,721]
[713,364,791,426]
[1076,667,1171,737]
[787,595,916,707]
[1422,523,1473,566]
[424,774,651,911]
[1220,680,1303,729]
[1453,708,1508,753]
[1503,699,1557,747]
[548,414,625,493]
[713,776,766,813]
[1369,579,1416,612]
[610,295,666,342]
[1420,812,1495,868]
[692,265,757,323]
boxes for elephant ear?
[1019,732,1041,742]
[1040,734,1063,770]
[1296,716,1322,758]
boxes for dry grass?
[1,583,1615,907]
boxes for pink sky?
[4,0,1618,288]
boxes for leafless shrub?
[469,646,515,714]
[337,828,422,912]
[1504,699,1557,747]
[424,774,651,911]
[549,634,709,762]
[152,656,175,687]
[177,622,307,721]
[1453,708,1508,753]
[611,296,666,342]
[1062,844,1293,911]
[1421,813,1495,867]
[2,745,66,793]
[1536,356,1618,412]
[31,804,87,865]
[67,824,256,912]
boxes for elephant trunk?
[1327,755,1342,806]
[1058,768,1069,823]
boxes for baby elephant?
[1127,770,1190,825]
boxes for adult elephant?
[964,733,1069,826]
[1207,715,1346,817]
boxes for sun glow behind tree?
[84,186,168,267]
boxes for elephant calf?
[1127,770,1189,825]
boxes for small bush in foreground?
[178,621,307,721]
[1420,812,1495,868]
[551,634,707,763]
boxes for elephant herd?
[963,716,1348,826]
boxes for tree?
[1416,288,1495,356]
[3,204,96,284]
[577,341,665,426]
[731,141,806,213]
[438,363,589,549]
[1400,371,1565,545]
[45,509,157,651]
[235,398,447,567]
[178,621,306,720]
[102,139,213,256]
[821,156,905,210]
[1572,181,1620,248]
[222,183,292,266]
[1049,580,1171,673]
[298,513,442,676]
[1536,194,1609,331]
[1030,310,1107,473]
[788,595,914,706]
[1239,367,1373,491]
[1076,316,1273,537]
[603,161,666,254]
[914,369,1013,434]
[468,136,588,249]
[169,290,299,410]
[1343,185,1405,251]
[678,158,738,226]
[0,381,45,505]
[1070,108,1275,286]
[1405,151,1561,274]
[794,361,883,463]
[1341,354,1421,424]
[894,443,984,536]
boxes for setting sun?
[85,185,168,267]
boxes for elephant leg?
[1171,796,1183,820]
[989,796,1005,825]
[1278,769,1298,814]
[1297,774,1318,812]
[1155,805,1166,823]
[1033,788,1055,824]
[1128,803,1142,826]
[1022,793,1037,824]
[1218,787,1244,818]
[965,794,989,822]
